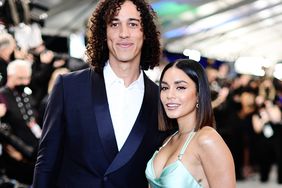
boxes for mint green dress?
[145,131,203,188]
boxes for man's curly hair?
[85,0,161,74]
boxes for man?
[0,32,16,87]
[32,0,165,187]
[0,59,40,185]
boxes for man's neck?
[109,60,141,87]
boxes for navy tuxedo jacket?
[32,68,165,188]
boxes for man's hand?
[5,144,24,161]
[0,103,7,117]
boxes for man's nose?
[119,24,130,38]
[22,78,31,85]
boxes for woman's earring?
[196,103,199,109]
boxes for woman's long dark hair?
[85,0,161,74]
[158,59,215,131]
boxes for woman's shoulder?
[194,127,236,187]
[195,126,225,150]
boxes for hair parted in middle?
[158,59,216,132]
[85,0,161,74]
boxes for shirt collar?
[103,60,144,89]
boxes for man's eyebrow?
[110,18,140,22]
[128,18,140,22]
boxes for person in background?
[252,78,282,184]
[0,59,40,185]
[0,32,16,87]
[32,0,166,188]
[146,59,236,188]
[0,99,7,174]
[37,67,70,126]
[28,42,66,110]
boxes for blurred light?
[272,4,282,14]
[69,32,86,59]
[257,10,272,19]
[151,2,195,16]
[196,0,244,17]
[274,63,282,80]
[179,11,195,21]
[24,87,32,95]
[184,10,235,35]
[183,49,201,62]
[0,24,6,32]
[234,57,274,76]
[260,19,275,27]
[269,0,282,3]
[196,2,219,17]
[253,0,269,9]
[164,27,186,39]
[39,13,48,20]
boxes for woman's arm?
[198,126,236,188]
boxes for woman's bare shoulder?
[195,127,236,187]
[196,126,220,143]
[195,126,227,152]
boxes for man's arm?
[32,75,65,188]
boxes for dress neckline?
[152,130,196,179]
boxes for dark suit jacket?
[32,68,165,188]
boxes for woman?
[145,59,236,188]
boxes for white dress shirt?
[104,62,144,150]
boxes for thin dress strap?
[159,131,179,150]
[178,131,195,160]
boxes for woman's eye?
[177,86,186,90]
[161,86,168,91]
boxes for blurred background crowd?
[0,0,282,187]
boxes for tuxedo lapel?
[105,74,154,175]
[91,70,118,163]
